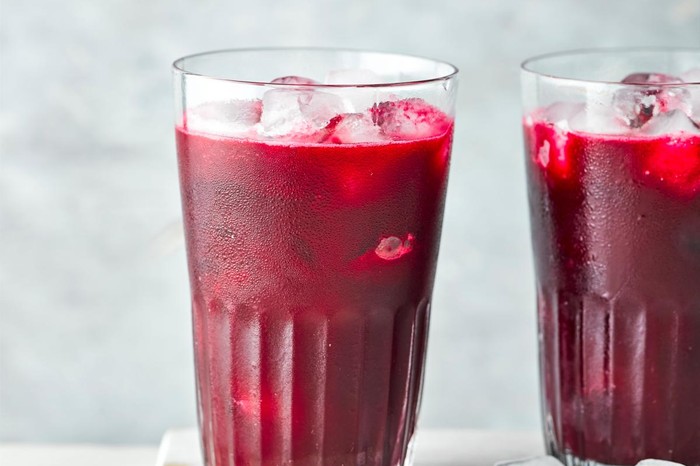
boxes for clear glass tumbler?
[521,48,700,466]
[172,48,458,466]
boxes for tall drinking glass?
[521,48,700,466]
[172,48,458,466]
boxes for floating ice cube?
[340,88,383,113]
[299,91,349,127]
[375,234,413,260]
[494,456,564,466]
[371,98,450,140]
[322,113,384,144]
[637,459,686,466]
[260,89,346,137]
[186,100,262,137]
[541,102,585,130]
[271,75,319,85]
[538,101,628,135]
[641,109,700,136]
[324,69,383,85]
[569,105,629,135]
[614,73,690,128]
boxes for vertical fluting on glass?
[192,295,215,464]
[356,307,393,466]
[540,292,693,466]
[192,300,430,466]
[292,309,327,465]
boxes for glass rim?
[172,46,459,89]
[521,46,700,86]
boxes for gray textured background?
[1,0,699,444]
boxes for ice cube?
[298,91,349,127]
[271,75,319,85]
[186,100,262,137]
[641,109,700,136]
[321,113,384,144]
[324,69,383,85]
[636,459,686,466]
[613,86,690,128]
[260,88,346,137]
[375,234,413,260]
[541,102,585,130]
[539,99,629,135]
[340,88,382,113]
[614,73,690,128]
[569,106,629,135]
[371,98,450,140]
[495,456,564,466]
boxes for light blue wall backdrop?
[1,0,699,443]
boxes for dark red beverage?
[176,99,453,466]
[524,113,700,465]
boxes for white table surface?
[0,443,158,466]
[1,429,543,466]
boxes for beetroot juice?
[176,86,453,466]
[524,106,700,464]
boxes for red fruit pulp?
[524,117,700,465]
[176,117,453,466]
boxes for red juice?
[524,115,700,465]
[176,105,453,466]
